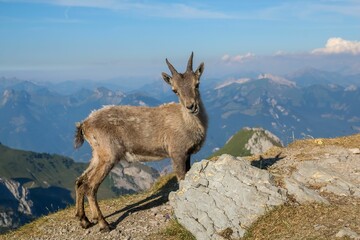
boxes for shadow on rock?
[251,153,285,169]
[105,175,178,228]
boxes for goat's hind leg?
[86,158,115,232]
[75,163,95,229]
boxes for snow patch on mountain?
[258,73,296,87]
[214,78,250,89]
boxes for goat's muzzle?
[187,103,199,115]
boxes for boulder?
[170,145,360,239]
[169,155,287,240]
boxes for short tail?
[74,122,84,149]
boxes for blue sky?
[1,0,360,82]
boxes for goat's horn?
[187,52,194,72]
[166,58,178,75]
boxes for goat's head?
[162,52,205,115]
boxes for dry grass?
[247,133,360,162]
[148,219,196,240]
[242,195,360,240]
[287,133,360,150]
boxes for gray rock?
[335,227,360,239]
[110,161,160,193]
[283,177,328,204]
[169,155,287,240]
[349,148,360,154]
[278,147,360,198]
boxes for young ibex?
[74,53,207,231]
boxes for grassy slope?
[0,144,84,189]
[210,128,254,158]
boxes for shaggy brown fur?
[74,53,208,232]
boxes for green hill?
[0,143,118,199]
[210,127,283,158]
[0,143,83,189]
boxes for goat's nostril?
[187,103,195,110]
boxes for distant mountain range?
[0,68,359,163]
[286,67,360,87]
[0,78,161,161]
[203,72,359,156]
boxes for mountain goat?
[74,53,208,231]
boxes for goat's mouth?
[189,104,200,115]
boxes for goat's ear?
[162,72,172,85]
[195,62,204,78]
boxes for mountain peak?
[1,89,31,107]
[211,127,283,157]
[214,78,251,90]
[258,73,296,87]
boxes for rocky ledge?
[169,143,360,240]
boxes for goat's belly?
[124,152,167,162]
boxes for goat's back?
[81,104,189,159]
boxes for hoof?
[99,223,112,233]
[91,218,98,224]
[100,225,112,233]
[80,216,92,229]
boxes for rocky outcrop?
[275,145,360,202]
[212,127,283,158]
[170,144,360,239]
[110,161,160,194]
[244,127,283,155]
[0,178,33,232]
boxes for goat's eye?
[195,83,200,89]
[172,89,178,94]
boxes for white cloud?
[221,53,256,63]
[312,37,360,55]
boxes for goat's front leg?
[171,153,190,181]
[185,155,191,172]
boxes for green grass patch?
[159,219,195,240]
[210,129,254,158]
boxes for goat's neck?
[182,97,208,131]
